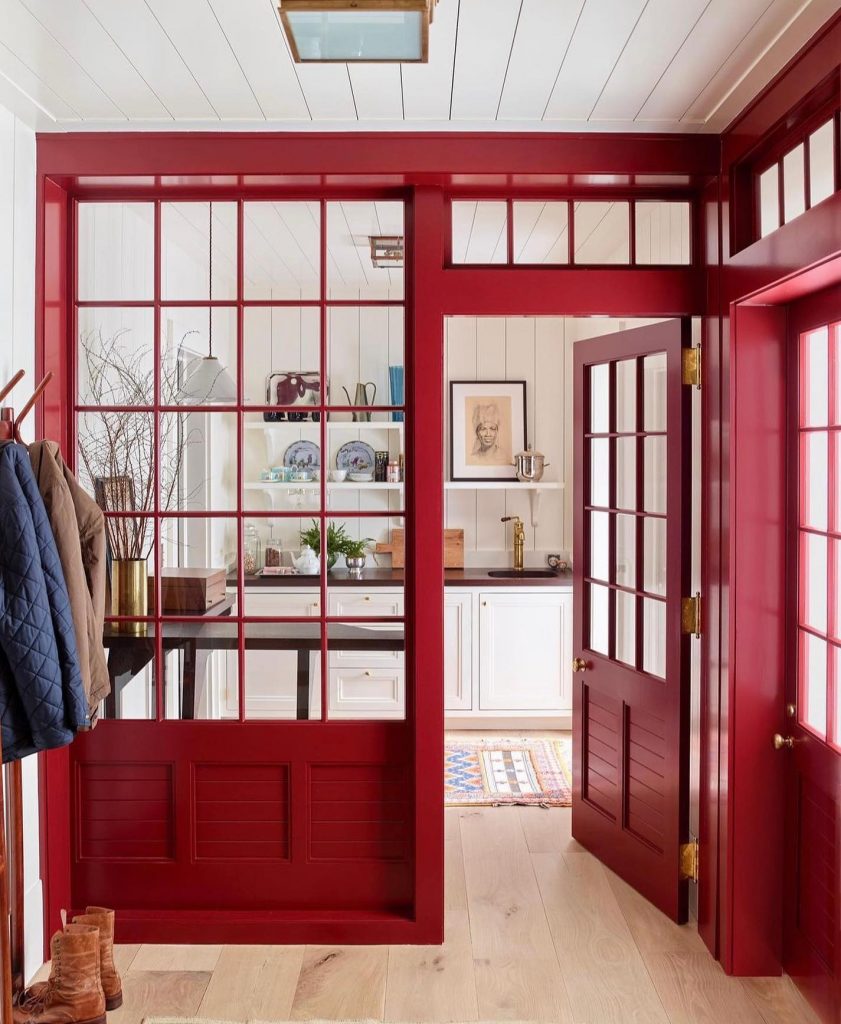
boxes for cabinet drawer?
[328,668,405,720]
[329,646,403,670]
[328,590,403,619]
[242,590,320,618]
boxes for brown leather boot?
[14,924,105,1024]
[73,908,122,1011]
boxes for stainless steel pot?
[513,445,549,483]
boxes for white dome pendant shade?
[175,201,236,406]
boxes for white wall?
[0,102,42,981]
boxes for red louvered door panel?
[572,319,692,923]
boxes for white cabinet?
[478,591,571,711]
[445,592,473,711]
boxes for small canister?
[387,461,401,483]
[264,542,282,568]
[374,450,389,482]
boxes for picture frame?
[449,380,527,482]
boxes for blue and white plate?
[283,439,320,471]
[336,440,376,474]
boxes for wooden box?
[160,568,227,614]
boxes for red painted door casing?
[572,318,692,923]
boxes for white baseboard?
[24,879,44,984]
[446,715,572,731]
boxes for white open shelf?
[244,481,403,491]
[245,421,404,431]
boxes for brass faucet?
[501,515,525,572]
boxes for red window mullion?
[236,199,246,723]
[153,199,163,723]
[827,324,839,744]
[319,199,328,722]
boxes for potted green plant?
[343,536,374,577]
[298,521,374,573]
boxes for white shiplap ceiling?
[0,0,837,133]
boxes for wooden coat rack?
[0,368,53,1024]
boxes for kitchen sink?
[487,569,559,579]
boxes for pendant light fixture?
[278,1,438,64]
[177,202,237,405]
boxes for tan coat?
[29,441,110,722]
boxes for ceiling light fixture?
[369,235,404,267]
[279,1,438,63]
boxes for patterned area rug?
[445,736,572,807]
[144,1019,545,1023]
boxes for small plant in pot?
[343,537,374,577]
[298,521,374,574]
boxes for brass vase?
[112,559,148,635]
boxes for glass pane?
[573,202,630,264]
[245,625,321,720]
[101,632,156,720]
[615,591,636,667]
[590,363,609,432]
[801,531,827,633]
[801,431,828,531]
[327,201,404,300]
[241,516,322,585]
[590,511,609,581]
[834,645,841,747]
[243,306,321,408]
[759,165,780,237]
[77,307,154,406]
[643,598,666,678]
[451,202,508,264]
[802,326,829,426]
[800,631,827,738]
[159,517,238,616]
[589,583,609,656]
[327,622,405,720]
[77,202,154,301]
[164,623,239,721]
[77,412,155,512]
[286,10,423,62]
[616,437,636,510]
[243,201,320,301]
[326,518,404,609]
[809,121,836,207]
[243,418,321,515]
[161,202,236,301]
[643,436,667,514]
[643,352,667,431]
[161,307,237,406]
[615,359,636,432]
[835,541,841,642]
[513,202,569,264]
[644,516,667,596]
[590,438,610,507]
[783,144,806,223]
[634,202,691,265]
[616,514,636,587]
[328,306,404,412]
[159,412,238,513]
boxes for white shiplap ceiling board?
[0,0,836,132]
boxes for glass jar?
[243,524,262,575]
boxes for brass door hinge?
[681,593,702,638]
[682,346,701,388]
[680,839,699,882]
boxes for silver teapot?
[513,444,549,483]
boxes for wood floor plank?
[130,943,222,972]
[518,806,586,854]
[532,850,669,1023]
[108,970,211,1024]
[460,807,556,958]
[644,952,766,1024]
[384,909,478,1023]
[290,945,388,1021]
[113,944,142,975]
[740,975,823,1024]
[473,954,574,1022]
[605,868,707,955]
[197,944,304,1019]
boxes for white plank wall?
[0,100,42,982]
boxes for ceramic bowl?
[331,469,348,482]
[349,471,374,482]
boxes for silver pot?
[513,445,549,483]
[346,555,366,577]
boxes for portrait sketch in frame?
[449,381,527,482]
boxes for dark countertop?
[230,568,572,588]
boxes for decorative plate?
[283,439,320,471]
[336,440,376,474]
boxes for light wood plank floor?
[52,807,817,1024]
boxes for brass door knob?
[773,733,794,750]
[572,657,588,672]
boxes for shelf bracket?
[529,489,543,527]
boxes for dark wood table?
[103,609,404,720]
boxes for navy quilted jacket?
[0,443,87,762]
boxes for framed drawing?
[449,380,527,482]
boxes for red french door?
[573,318,692,922]
[784,287,841,1022]
[57,192,443,944]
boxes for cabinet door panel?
[242,589,321,617]
[479,592,570,711]
[329,668,405,719]
[328,590,404,619]
[445,592,472,711]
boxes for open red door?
[573,318,692,922]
